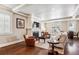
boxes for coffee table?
[39,37,45,43]
[48,41,59,55]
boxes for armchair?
[54,35,67,48]
[54,33,67,54]
[23,35,35,47]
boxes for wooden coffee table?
[48,41,59,55]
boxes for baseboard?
[0,39,24,48]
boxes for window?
[0,13,11,35]
[52,22,62,34]
[68,20,76,32]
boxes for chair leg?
[44,39,45,43]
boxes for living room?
[0,4,79,55]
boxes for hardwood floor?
[64,38,79,55]
[1,38,79,55]
[0,41,48,55]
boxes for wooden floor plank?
[1,39,79,55]
[0,41,48,55]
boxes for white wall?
[44,18,79,34]
[76,20,79,32]
[0,5,31,47]
[12,13,28,40]
[44,19,70,34]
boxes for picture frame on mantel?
[16,18,25,29]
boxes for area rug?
[35,39,64,54]
[35,39,49,49]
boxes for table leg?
[48,44,54,55]
[52,44,54,53]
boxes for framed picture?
[16,18,25,29]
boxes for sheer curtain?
[0,13,11,35]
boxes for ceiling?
[2,4,79,21]
[4,4,20,9]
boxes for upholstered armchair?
[67,31,74,39]
[54,33,67,54]
[23,35,35,47]
[54,34,67,48]
[41,32,50,39]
